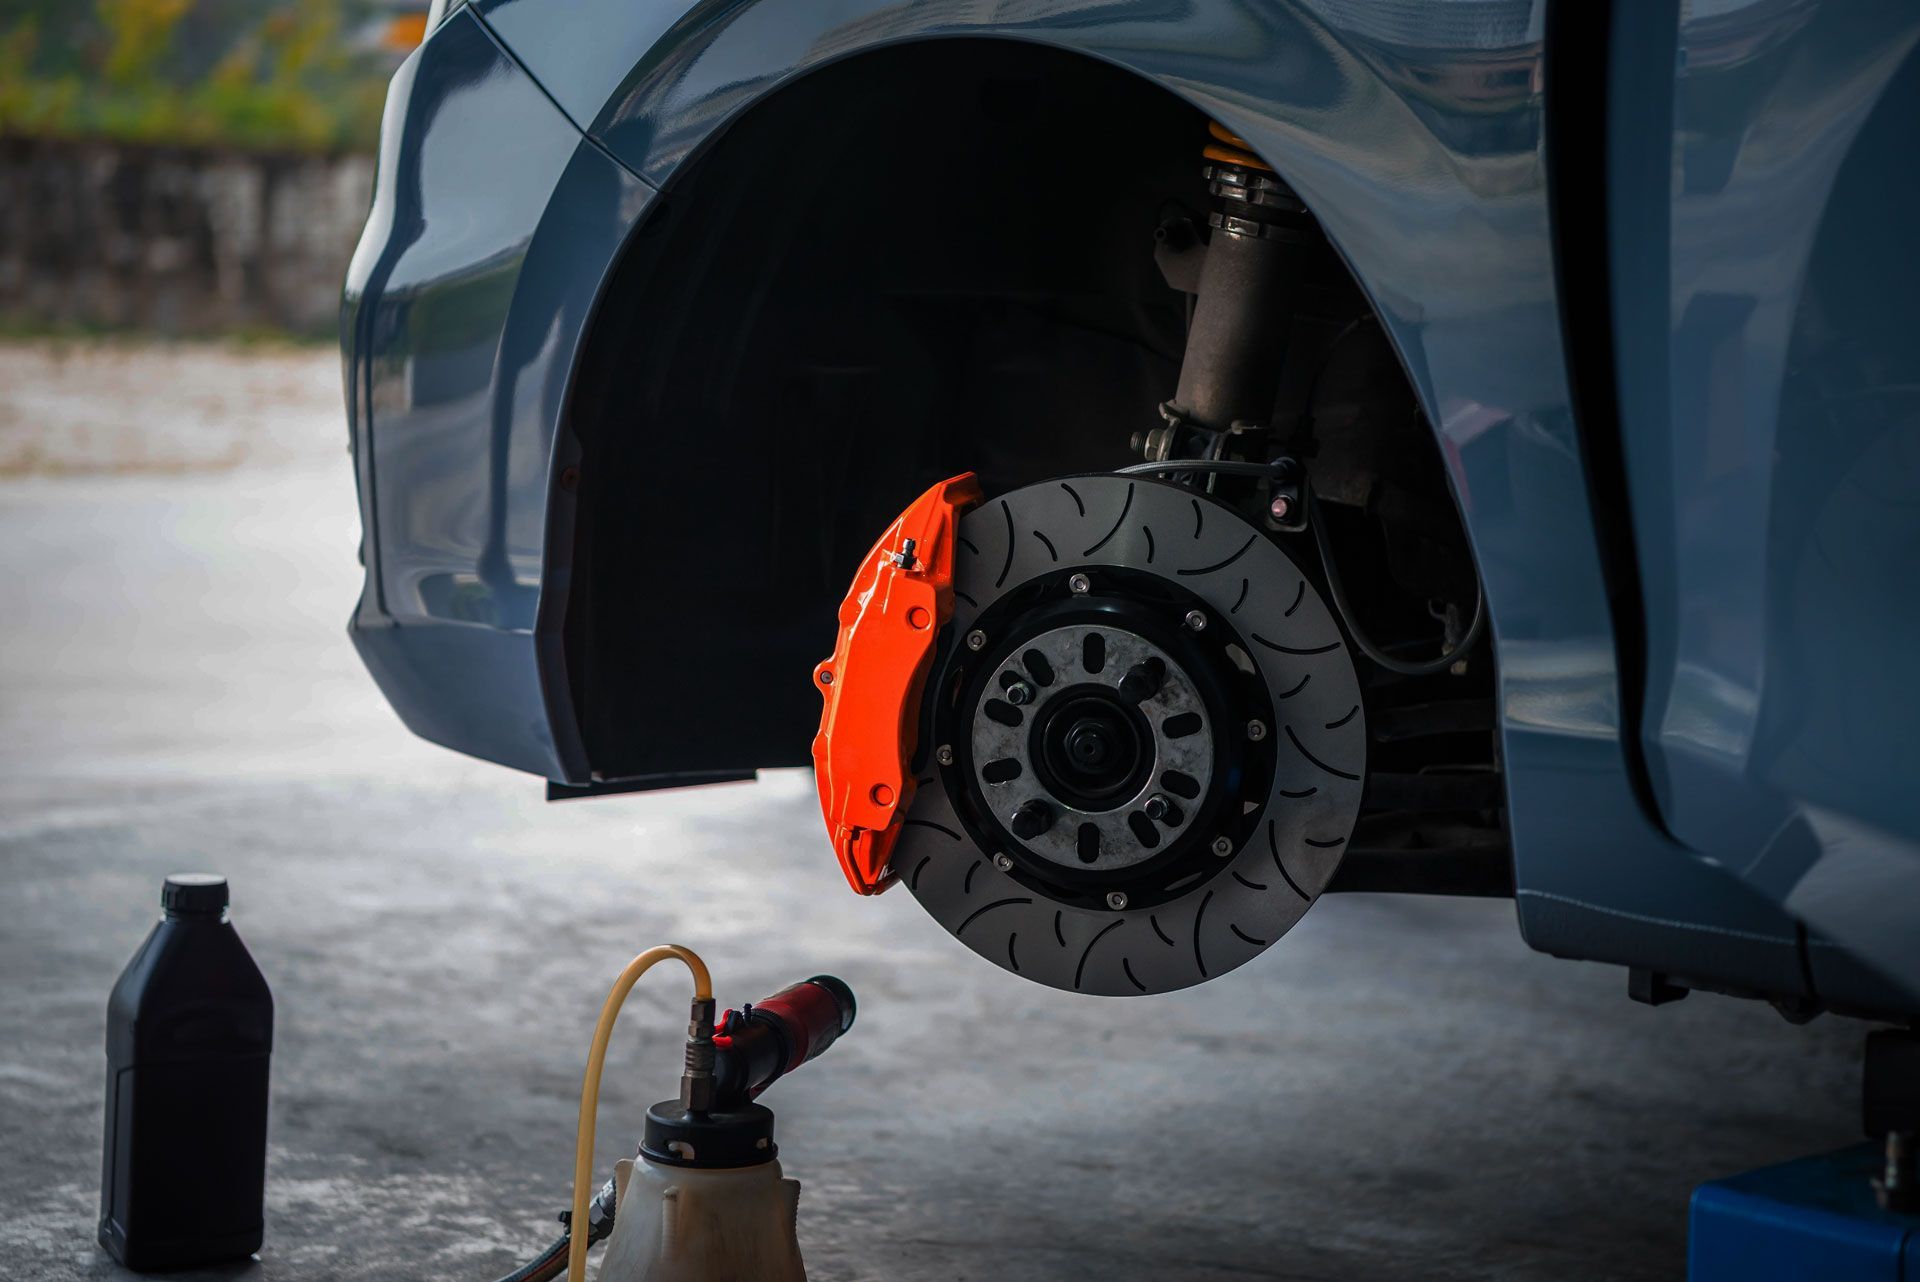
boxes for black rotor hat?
[641,1101,777,1169]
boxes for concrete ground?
[0,341,1868,1280]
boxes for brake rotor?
[891,474,1365,995]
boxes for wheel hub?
[968,624,1213,875]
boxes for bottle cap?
[641,1100,776,1168]
[162,873,229,917]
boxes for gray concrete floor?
[0,345,1867,1280]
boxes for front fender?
[344,7,655,779]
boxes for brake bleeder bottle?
[99,874,273,1269]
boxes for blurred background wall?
[1,138,373,335]
[0,0,417,337]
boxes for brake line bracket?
[812,472,983,895]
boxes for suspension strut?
[1146,123,1319,462]
[1147,122,1490,670]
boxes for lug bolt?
[992,852,1014,872]
[1106,890,1129,911]
[1144,795,1170,821]
[1119,657,1167,702]
[1068,573,1091,595]
[1010,799,1055,840]
[1184,610,1208,632]
[935,744,955,766]
[1212,836,1234,857]
[966,630,987,651]
[1006,680,1036,706]
[1269,494,1292,522]
[1246,719,1267,741]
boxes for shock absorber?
[1146,122,1319,460]
[1146,124,1489,671]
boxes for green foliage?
[100,0,193,86]
[0,0,390,152]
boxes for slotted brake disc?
[893,474,1365,995]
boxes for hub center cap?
[1036,690,1150,809]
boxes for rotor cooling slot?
[897,475,1366,996]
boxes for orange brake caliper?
[812,473,983,895]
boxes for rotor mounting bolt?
[1068,573,1091,595]
[966,630,988,652]
[1006,680,1036,707]
[1144,795,1171,821]
[992,852,1015,872]
[935,744,955,766]
[1212,836,1234,857]
[1105,890,1129,911]
[1246,719,1267,741]
[1009,799,1055,840]
[1184,610,1208,633]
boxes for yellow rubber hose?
[567,945,714,1282]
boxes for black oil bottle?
[99,874,273,1269]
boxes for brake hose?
[1116,457,1487,675]
[1116,458,1282,481]
[1307,490,1486,676]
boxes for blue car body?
[343,0,1920,1013]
